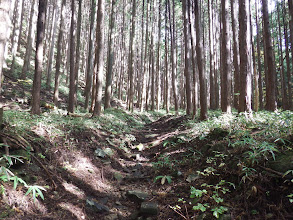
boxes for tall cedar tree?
[262,0,277,111]
[84,0,97,110]
[194,1,208,120]
[93,0,105,116]
[0,0,11,94]
[238,0,252,113]
[68,0,76,113]
[105,0,116,110]
[31,0,47,115]
[182,0,192,115]
[221,0,232,113]
[54,0,66,106]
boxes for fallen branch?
[0,131,58,189]
[257,165,286,178]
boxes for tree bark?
[31,0,47,115]
[0,0,11,94]
[262,0,277,111]
[156,0,162,111]
[22,0,37,79]
[127,0,136,112]
[84,0,97,110]
[287,0,293,109]
[46,0,58,90]
[255,0,263,110]
[168,0,178,113]
[231,0,240,110]
[221,0,232,113]
[53,0,66,106]
[68,0,76,113]
[277,1,287,109]
[93,0,105,116]
[74,0,83,105]
[194,1,208,120]
[238,0,252,114]
[182,0,192,115]
[17,0,25,53]
[105,0,116,110]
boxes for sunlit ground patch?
[2,183,47,215]
[59,202,86,220]
[62,182,86,200]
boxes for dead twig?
[257,165,286,178]
[0,131,58,189]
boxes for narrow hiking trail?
[1,109,293,220]
[1,76,292,219]
[0,109,191,219]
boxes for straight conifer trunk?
[68,0,76,113]
[31,0,47,115]
[221,0,232,113]
[238,0,252,113]
[194,1,208,120]
[93,0,105,116]
[54,0,66,106]
[262,0,277,111]
[0,0,11,94]
[182,0,192,115]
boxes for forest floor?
[0,75,293,220]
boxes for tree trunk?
[156,0,162,111]
[255,0,263,109]
[287,0,293,109]
[238,0,252,114]
[53,0,66,106]
[10,0,21,73]
[93,0,105,116]
[231,0,240,110]
[74,0,83,105]
[221,0,232,113]
[84,0,97,110]
[277,1,287,109]
[208,0,216,110]
[17,0,25,53]
[31,0,47,115]
[127,0,136,112]
[0,0,11,94]
[262,0,277,111]
[105,0,116,110]
[137,0,145,108]
[167,0,178,113]
[194,1,208,120]
[165,0,170,113]
[141,0,150,112]
[68,0,76,113]
[22,0,37,79]
[182,0,192,115]
[46,0,58,90]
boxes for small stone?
[114,172,124,182]
[115,201,122,206]
[104,147,114,157]
[104,214,118,220]
[186,174,200,183]
[219,214,231,220]
[95,148,106,158]
[86,198,109,213]
[140,202,159,216]
[126,190,149,202]
[28,164,41,172]
[129,211,140,220]
[265,213,274,219]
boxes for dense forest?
[0,0,292,219]
[0,0,292,115]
